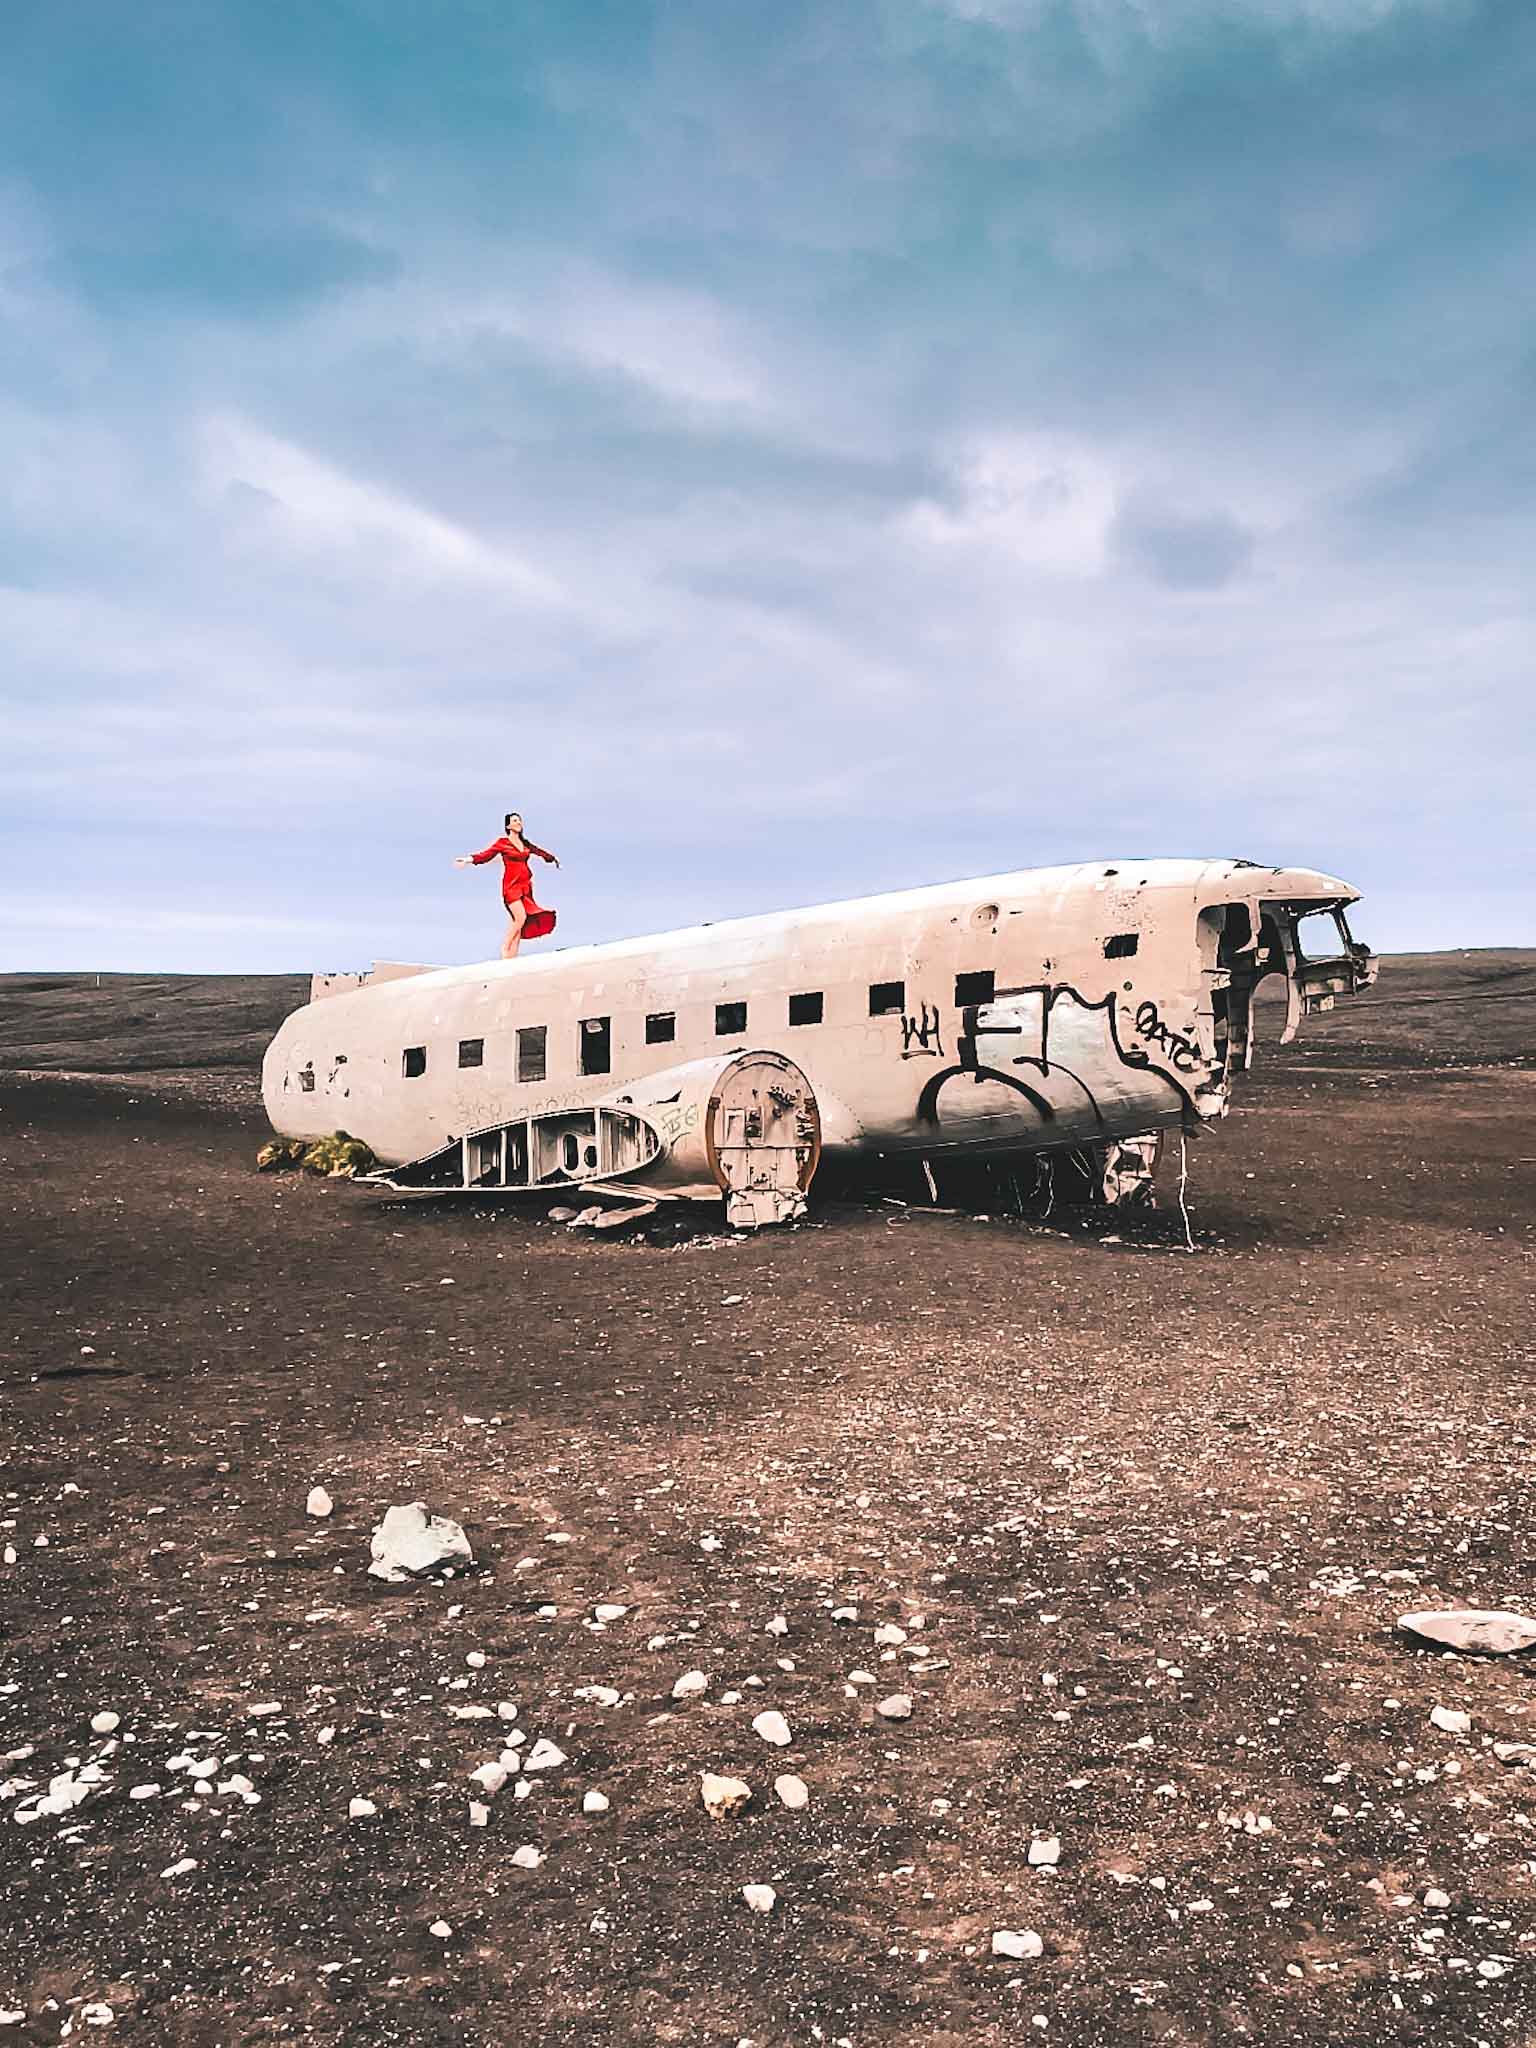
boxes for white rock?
[469,1801,490,1828]
[466,1651,486,1669]
[766,1615,789,1637]
[367,1502,473,1582]
[874,1624,908,1648]
[429,1920,452,1939]
[700,1772,753,1820]
[90,1711,120,1736]
[524,1739,567,1772]
[470,1762,509,1796]
[1424,1887,1451,1909]
[511,1844,543,1869]
[831,1606,859,1623]
[248,1702,282,1719]
[575,1685,621,1707]
[752,1711,792,1747]
[595,1604,628,1622]
[582,1790,611,1814]
[876,1694,913,1721]
[742,1884,777,1914]
[1028,1836,1061,1867]
[306,1487,334,1519]
[774,1773,809,1810]
[128,1784,161,1800]
[160,1858,198,1879]
[1402,1608,1536,1655]
[992,1929,1044,1960]
[672,1670,709,1700]
[348,1797,378,1819]
[1429,1706,1472,1735]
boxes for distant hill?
[0,973,308,1074]
[1,950,1532,1078]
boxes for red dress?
[472,837,558,939]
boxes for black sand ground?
[2,954,1534,2046]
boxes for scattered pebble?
[1430,1707,1472,1736]
[306,1487,333,1519]
[774,1773,809,1810]
[368,1503,473,1583]
[742,1884,777,1914]
[752,1710,792,1747]
[1400,1608,1536,1655]
[701,1773,753,1820]
[992,1929,1044,1960]
[876,1694,913,1721]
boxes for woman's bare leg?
[501,899,528,960]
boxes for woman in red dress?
[455,812,560,959]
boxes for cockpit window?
[1294,907,1353,959]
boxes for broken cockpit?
[1198,880,1376,1087]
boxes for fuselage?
[262,857,1372,1171]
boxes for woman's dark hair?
[504,811,521,833]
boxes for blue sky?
[4,0,1532,970]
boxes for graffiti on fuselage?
[652,1099,701,1146]
[1130,998,1201,1075]
[899,1004,944,1058]
[914,982,1200,1133]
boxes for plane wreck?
[260,858,1376,1227]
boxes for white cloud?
[199,415,565,602]
[903,431,1120,575]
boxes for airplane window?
[788,992,823,1026]
[869,980,904,1016]
[1104,933,1139,959]
[516,1025,547,1083]
[580,1016,612,1076]
[402,1046,427,1079]
[646,1012,676,1044]
[298,1066,316,1093]
[458,1038,484,1068]
[954,970,995,1007]
[716,1001,747,1035]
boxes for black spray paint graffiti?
[1132,999,1202,1075]
[914,984,1204,1131]
[899,1005,944,1058]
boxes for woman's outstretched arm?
[454,840,507,867]
[526,841,560,867]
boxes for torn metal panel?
[362,1050,821,1228]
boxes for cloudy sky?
[4,0,1532,971]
